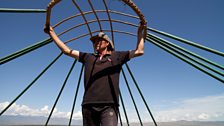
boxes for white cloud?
[41,105,49,113]
[0,102,82,119]
[155,94,224,122]
[198,113,210,120]
[0,94,224,122]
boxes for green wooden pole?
[68,65,84,126]
[0,38,53,65]
[125,64,158,126]
[148,33,224,70]
[148,27,224,57]
[148,34,224,76]
[146,37,224,83]
[0,8,46,13]
[45,60,77,126]
[0,53,63,116]
[121,69,143,126]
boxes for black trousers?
[82,104,118,126]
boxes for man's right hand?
[44,24,50,34]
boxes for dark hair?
[103,39,114,51]
[107,43,114,51]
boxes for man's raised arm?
[129,22,147,59]
[44,26,80,60]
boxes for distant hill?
[0,115,82,125]
[131,121,224,126]
[0,115,224,126]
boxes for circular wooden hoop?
[45,0,147,40]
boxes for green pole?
[0,8,46,13]
[125,64,158,126]
[148,34,224,76]
[148,34,224,70]
[45,60,77,126]
[68,65,84,126]
[119,90,130,126]
[0,38,53,65]
[148,27,224,57]
[121,69,143,126]
[0,53,63,116]
[146,37,224,83]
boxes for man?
[44,22,146,126]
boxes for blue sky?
[0,0,224,123]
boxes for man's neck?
[97,49,112,59]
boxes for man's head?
[90,32,114,52]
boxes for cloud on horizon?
[154,94,224,122]
[0,102,82,120]
[0,94,224,122]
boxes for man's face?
[93,38,109,52]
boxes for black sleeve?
[117,51,130,65]
[78,52,88,64]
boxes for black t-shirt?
[79,51,130,106]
